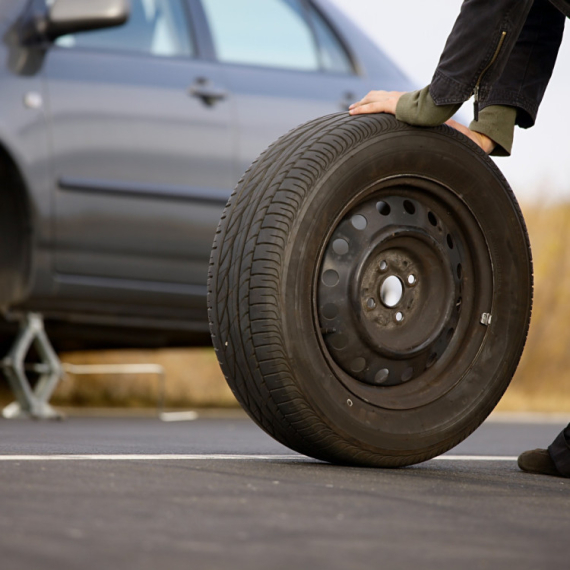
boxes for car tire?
[208,112,533,467]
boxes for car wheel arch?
[0,141,34,310]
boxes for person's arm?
[350,0,564,156]
[427,0,535,110]
[395,88,517,155]
[349,86,499,154]
[350,0,534,114]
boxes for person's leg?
[518,423,570,477]
[548,423,570,476]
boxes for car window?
[201,0,319,71]
[307,4,353,74]
[54,0,193,58]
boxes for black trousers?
[548,424,570,476]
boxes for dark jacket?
[430,0,568,128]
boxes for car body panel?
[0,0,412,347]
[45,49,233,289]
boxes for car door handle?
[189,79,228,106]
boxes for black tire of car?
[208,112,533,467]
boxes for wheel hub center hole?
[380,275,403,308]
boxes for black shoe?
[517,448,563,477]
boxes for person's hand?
[348,90,406,116]
[445,119,496,154]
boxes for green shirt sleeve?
[469,105,517,157]
[395,86,460,127]
[396,85,517,157]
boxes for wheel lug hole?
[322,269,339,287]
[350,357,366,373]
[379,260,388,272]
[332,238,349,255]
[395,311,404,323]
[377,201,391,216]
[366,298,376,310]
[322,303,339,319]
[407,274,416,285]
[401,367,414,382]
[403,200,416,215]
[351,215,367,230]
[374,368,390,384]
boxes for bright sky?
[330,0,570,202]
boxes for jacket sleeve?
[429,0,535,107]
[395,0,566,156]
[395,0,535,125]
[479,0,566,128]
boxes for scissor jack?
[1,313,169,420]
[1,313,63,419]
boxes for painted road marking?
[159,411,199,422]
[0,454,517,462]
[436,455,517,461]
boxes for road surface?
[0,411,568,570]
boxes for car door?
[198,0,368,178]
[44,0,233,301]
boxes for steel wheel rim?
[314,175,494,410]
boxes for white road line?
[0,454,302,461]
[435,455,517,461]
[0,454,296,461]
[0,454,516,462]
[159,411,199,422]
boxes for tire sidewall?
[278,124,531,457]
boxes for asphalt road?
[0,412,568,570]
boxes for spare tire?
[208,113,532,467]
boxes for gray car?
[0,0,410,349]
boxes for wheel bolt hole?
[351,357,366,373]
[366,298,376,310]
[377,201,391,216]
[426,353,437,369]
[374,368,390,384]
[330,333,348,350]
[379,260,388,271]
[447,234,454,249]
[401,367,413,382]
[428,211,437,226]
[322,269,339,287]
[332,238,349,256]
[407,274,416,285]
[322,303,338,319]
[403,200,416,215]
[380,276,403,307]
[395,311,404,323]
[351,214,367,230]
